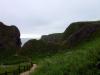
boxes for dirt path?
[20,64,37,75]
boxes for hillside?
[63,21,100,39]
[1,21,97,74]
[20,21,100,75]
[0,21,100,74]
[21,39,64,60]
[32,36,100,75]
[63,21,100,47]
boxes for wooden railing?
[0,62,33,75]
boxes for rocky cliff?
[41,33,63,44]
[63,21,100,47]
[0,22,21,57]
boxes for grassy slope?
[31,37,100,75]
[21,39,65,61]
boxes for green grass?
[31,37,100,75]
[21,39,65,63]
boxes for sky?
[0,0,100,38]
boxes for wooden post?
[26,65,28,70]
[24,66,26,71]
[5,71,7,75]
[13,71,16,75]
[31,62,33,67]
[18,65,20,74]
[29,65,30,70]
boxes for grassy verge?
[31,38,100,75]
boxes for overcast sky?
[0,0,100,38]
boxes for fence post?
[27,65,29,70]
[26,65,28,70]
[18,65,20,74]
[31,62,33,67]
[5,71,7,75]
[28,64,31,70]
[23,66,25,71]
[13,71,15,75]
[13,70,16,75]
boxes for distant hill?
[21,38,32,46]
[41,33,63,44]
[21,39,63,58]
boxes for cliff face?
[0,22,21,56]
[41,33,63,44]
[63,21,100,47]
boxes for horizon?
[20,34,41,39]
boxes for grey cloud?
[0,0,100,37]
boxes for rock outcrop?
[41,33,63,44]
[63,21,100,48]
[0,22,21,56]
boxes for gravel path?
[20,64,37,75]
